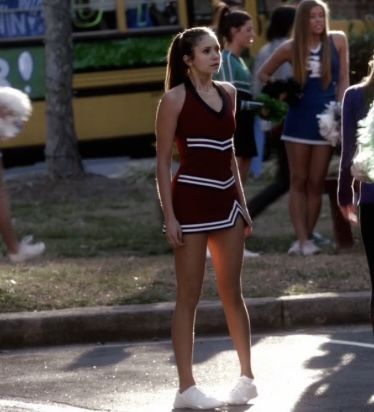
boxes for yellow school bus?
[0,0,259,159]
[0,0,367,161]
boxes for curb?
[0,291,370,349]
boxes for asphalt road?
[0,325,373,412]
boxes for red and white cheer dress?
[171,78,246,233]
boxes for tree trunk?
[43,0,84,178]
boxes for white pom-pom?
[351,102,374,183]
[0,87,32,140]
[317,101,341,146]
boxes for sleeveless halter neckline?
[171,73,241,234]
[185,77,226,116]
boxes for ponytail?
[165,33,186,91]
[215,5,230,47]
[164,27,217,91]
[215,7,251,48]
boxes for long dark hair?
[266,5,296,41]
[164,27,216,91]
[215,6,251,47]
[292,0,331,89]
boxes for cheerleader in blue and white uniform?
[258,0,349,256]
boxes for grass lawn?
[0,158,370,313]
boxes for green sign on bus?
[0,46,44,99]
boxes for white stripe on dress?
[177,174,235,190]
[186,137,233,151]
[180,200,244,233]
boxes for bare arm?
[155,86,184,247]
[231,152,253,236]
[257,40,292,84]
[332,31,350,102]
[337,86,358,224]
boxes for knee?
[176,287,201,310]
[290,174,307,192]
[307,179,324,196]
[217,282,243,306]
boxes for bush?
[348,21,374,84]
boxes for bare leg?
[208,218,254,378]
[0,160,18,254]
[236,156,251,186]
[173,233,207,392]
[306,145,333,237]
[285,142,313,243]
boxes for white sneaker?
[173,385,224,410]
[301,240,320,256]
[288,240,301,255]
[226,375,258,405]
[312,231,331,246]
[8,236,46,263]
[243,248,260,258]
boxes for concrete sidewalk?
[0,291,370,349]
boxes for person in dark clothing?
[338,53,374,333]
[248,5,296,219]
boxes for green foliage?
[348,22,374,84]
[74,35,172,71]
[255,93,289,123]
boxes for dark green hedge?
[73,35,172,71]
[348,23,374,84]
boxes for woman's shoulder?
[279,38,293,50]
[165,83,185,97]
[329,30,348,46]
[159,83,186,111]
[329,30,347,38]
[223,50,243,69]
[345,83,365,95]
[274,39,293,58]
[221,49,235,61]
[215,80,236,97]
[343,83,365,104]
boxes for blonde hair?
[292,0,331,89]
[363,52,374,104]
[363,53,374,87]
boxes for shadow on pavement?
[293,329,374,411]
[64,345,131,371]
[167,335,263,366]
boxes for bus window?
[187,1,248,28]
[125,1,179,30]
[189,0,214,26]
[72,0,117,32]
